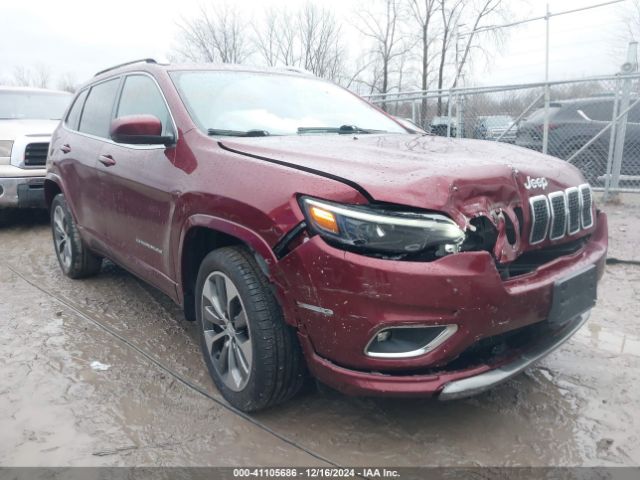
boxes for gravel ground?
[0,198,638,467]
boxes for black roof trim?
[95,58,157,77]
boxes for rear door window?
[65,89,88,131]
[79,78,120,138]
[116,75,174,137]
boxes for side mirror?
[110,114,174,146]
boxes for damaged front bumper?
[278,211,607,398]
[298,310,588,398]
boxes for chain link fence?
[365,73,640,196]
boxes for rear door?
[96,73,178,295]
[56,78,121,245]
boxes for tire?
[195,246,306,412]
[51,194,102,279]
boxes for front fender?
[176,214,298,325]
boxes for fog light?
[365,325,458,359]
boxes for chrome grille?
[24,142,49,167]
[529,195,550,244]
[549,192,567,240]
[580,184,593,228]
[528,184,593,244]
[566,188,581,235]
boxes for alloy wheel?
[201,271,253,391]
[53,205,72,270]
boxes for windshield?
[0,91,71,120]
[169,70,406,136]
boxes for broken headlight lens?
[300,196,465,255]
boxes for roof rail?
[94,58,157,77]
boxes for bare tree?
[174,2,252,63]
[10,64,51,88]
[409,0,438,124]
[253,3,345,80]
[623,0,640,41]
[452,0,509,89]
[253,7,282,67]
[12,66,33,87]
[32,64,51,89]
[57,72,78,93]
[356,0,412,110]
[298,3,345,80]
[436,0,464,115]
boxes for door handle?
[98,154,116,167]
[60,144,71,154]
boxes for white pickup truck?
[0,86,71,223]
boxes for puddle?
[574,322,640,357]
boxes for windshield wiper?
[297,125,387,135]
[207,128,270,137]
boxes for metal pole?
[542,3,551,155]
[609,42,638,199]
[604,78,621,197]
[411,100,417,124]
[446,92,453,137]
[457,94,463,138]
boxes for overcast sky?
[0,0,634,90]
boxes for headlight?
[300,196,465,256]
[0,140,13,157]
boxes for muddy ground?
[0,196,639,467]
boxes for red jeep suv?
[45,59,608,411]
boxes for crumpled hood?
[220,134,585,222]
[0,119,60,139]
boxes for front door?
[96,74,178,296]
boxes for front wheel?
[196,246,306,411]
[51,194,102,279]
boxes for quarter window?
[116,75,174,136]
[79,78,120,138]
[65,89,88,131]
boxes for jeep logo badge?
[524,176,549,190]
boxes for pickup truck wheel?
[51,194,102,279]
[196,246,305,412]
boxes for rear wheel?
[51,194,102,278]
[196,246,306,411]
